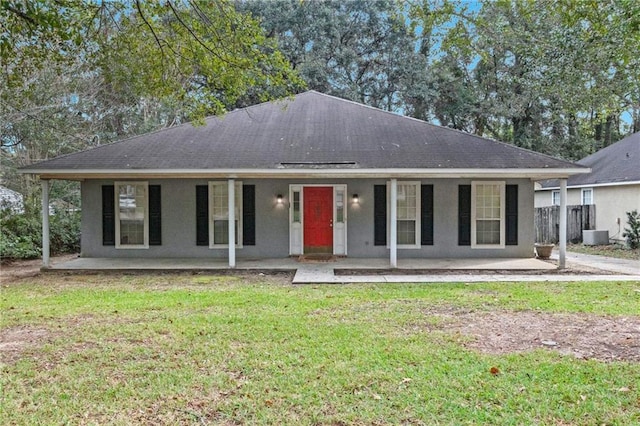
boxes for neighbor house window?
[209,181,242,248]
[115,181,148,248]
[551,190,560,206]
[471,181,505,248]
[388,181,421,248]
[581,188,593,205]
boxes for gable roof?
[21,91,587,179]
[539,131,640,189]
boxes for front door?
[303,187,333,254]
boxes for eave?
[20,167,591,181]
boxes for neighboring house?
[0,185,24,214]
[535,132,640,242]
[20,91,587,267]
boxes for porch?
[44,256,596,284]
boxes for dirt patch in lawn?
[0,254,78,283]
[0,326,52,364]
[428,308,640,362]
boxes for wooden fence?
[534,205,596,244]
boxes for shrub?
[0,207,80,261]
[622,210,640,249]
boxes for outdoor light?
[352,193,359,204]
[276,194,284,204]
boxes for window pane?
[397,220,416,245]
[118,184,145,245]
[212,184,228,219]
[476,220,500,244]
[213,220,239,245]
[293,191,300,223]
[336,190,344,223]
[213,220,229,245]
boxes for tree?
[238,0,422,112]
[1,0,302,215]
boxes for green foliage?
[2,1,303,218]
[0,205,80,260]
[622,210,640,249]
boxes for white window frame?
[471,181,505,249]
[208,181,243,249]
[387,181,421,249]
[551,190,560,206]
[581,188,593,205]
[115,181,149,249]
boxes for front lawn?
[2,274,639,425]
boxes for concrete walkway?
[293,264,640,283]
[551,250,639,276]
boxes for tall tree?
[1,0,302,203]
[238,0,422,111]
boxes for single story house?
[21,91,588,268]
[535,131,640,242]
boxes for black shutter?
[458,185,471,246]
[242,184,255,246]
[102,185,115,246]
[148,185,162,245]
[421,184,434,245]
[196,185,209,246]
[374,185,387,246]
[505,184,518,245]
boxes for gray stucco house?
[21,91,588,268]
[535,132,640,242]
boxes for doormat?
[297,254,337,263]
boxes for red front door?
[304,187,333,254]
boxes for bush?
[0,207,80,261]
[622,210,640,249]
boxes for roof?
[21,91,587,179]
[539,132,640,189]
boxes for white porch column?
[228,179,236,268]
[559,178,567,269]
[41,179,50,269]
[390,178,398,268]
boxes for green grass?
[2,274,640,425]
[568,243,640,260]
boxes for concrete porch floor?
[43,256,640,283]
[49,256,556,272]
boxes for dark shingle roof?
[540,132,640,188]
[23,91,583,173]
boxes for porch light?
[352,193,359,204]
[276,194,284,204]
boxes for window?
[209,181,242,248]
[471,181,505,248]
[336,189,345,223]
[115,181,148,248]
[552,190,560,206]
[292,190,301,223]
[388,181,421,248]
[581,188,593,205]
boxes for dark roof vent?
[278,161,359,169]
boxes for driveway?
[552,250,640,275]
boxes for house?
[535,132,640,243]
[20,91,588,268]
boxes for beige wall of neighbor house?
[535,184,640,242]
